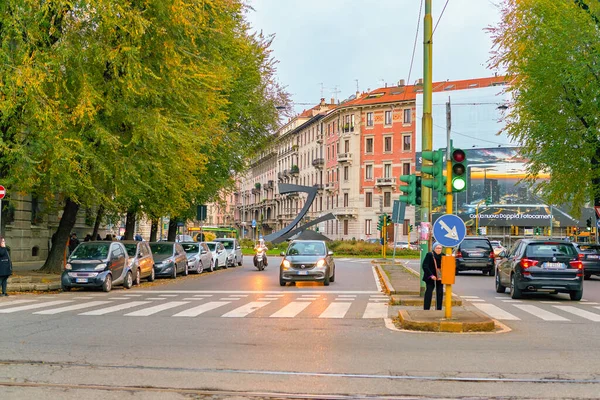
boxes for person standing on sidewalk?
[0,236,13,297]
[422,242,443,310]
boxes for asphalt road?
[1,257,600,399]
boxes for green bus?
[189,226,239,241]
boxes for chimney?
[416,78,423,85]
[385,82,388,88]
[398,79,405,87]
[330,97,335,105]
[356,91,360,98]
[320,97,325,106]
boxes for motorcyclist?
[253,239,268,267]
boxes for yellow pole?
[382,216,387,259]
[445,157,453,319]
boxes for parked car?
[214,238,243,266]
[181,242,214,273]
[149,242,188,279]
[455,237,495,275]
[122,241,155,284]
[495,239,583,300]
[490,240,506,256]
[365,238,380,244]
[392,241,412,250]
[205,241,229,270]
[175,234,194,243]
[279,240,336,286]
[573,243,600,280]
[61,241,132,292]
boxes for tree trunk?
[124,209,135,240]
[150,219,158,242]
[39,198,79,274]
[167,218,178,241]
[92,205,104,240]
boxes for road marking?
[147,290,381,294]
[300,295,320,297]
[34,301,112,315]
[362,303,388,318]
[541,301,561,304]
[0,300,73,314]
[584,302,599,305]
[372,266,383,292]
[258,297,281,301]
[319,302,352,318]
[192,295,213,297]
[501,300,522,303]
[219,297,242,301]
[80,301,152,315]
[173,301,230,317]
[144,298,166,300]
[221,301,270,318]
[108,297,131,300]
[227,295,248,297]
[125,301,189,316]
[513,305,569,321]
[0,300,37,308]
[123,294,142,297]
[72,297,94,300]
[338,295,357,297]
[295,298,316,301]
[473,303,521,320]
[553,306,600,322]
[464,299,486,302]
[460,296,480,299]
[159,294,179,297]
[270,301,311,318]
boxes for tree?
[489,0,600,215]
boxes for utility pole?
[445,99,454,319]
[419,0,433,296]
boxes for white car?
[204,241,230,270]
[490,240,506,256]
[214,238,243,266]
[181,242,214,273]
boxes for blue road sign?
[433,214,467,247]
[251,219,256,228]
[596,219,600,229]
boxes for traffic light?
[436,190,446,206]
[587,218,592,231]
[399,174,417,205]
[415,175,422,206]
[422,149,446,192]
[377,214,388,231]
[534,227,541,236]
[451,147,467,192]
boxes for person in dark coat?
[422,242,444,310]
[68,233,80,254]
[0,236,13,296]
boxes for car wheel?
[210,260,215,272]
[330,267,335,282]
[134,269,141,286]
[570,289,583,301]
[123,271,133,289]
[62,285,71,292]
[148,268,155,282]
[323,269,330,286]
[171,266,177,279]
[455,268,460,276]
[510,273,521,299]
[584,273,592,280]
[197,262,202,274]
[224,259,229,269]
[495,271,506,293]
[102,274,112,292]
[183,263,189,276]
[214,260,219,271]
[238,257,243,267]
[279,275,286,286]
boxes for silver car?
[181,242,214,273]
[214,238,243,266]
[204,241,230,270]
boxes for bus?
[188,226,239,241]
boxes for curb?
[391,295,463,306]
[374,264,395,294]
[398,309,496,333]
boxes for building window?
[344,193,349,207]
[403,162,411,175]
[344,140,350,153]
[384,136,392,153]
[403,135,411,151]
[365,219,372,235]
[365,138,373,153]
[344,166,349,181]
[343,219,349,235]
[385,110,392,125]
[404,108,411,124]
[365,192,372,207]
[384,164,391,178]
[366,112,373,127]
[365,164,373,180]
[384,192,391,207]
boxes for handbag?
[432,252,441,280]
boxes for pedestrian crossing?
[0,293,390,319]
[460,295,600,323]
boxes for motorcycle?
[254,248,267,271]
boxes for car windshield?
[490,241,502,247]
[150,243,173,256]
[181,243,199,253]
[70,243,110,260]
[217,240,234,249]
[206,243,217,251]
[461,240,491,251]
[287,242,326,256]
[525,243,577,257]
[123,244,138,257]
[577,244,600,253]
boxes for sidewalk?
[6,262,61,293]
[374,259,497,333]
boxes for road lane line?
[0,300,37,308]
[473,303,520,320]
[553,306,600,322]
[460,296,480,299]
[125,301,190,316]
[319,302,352,318]
[173,301,230,317]
[372,266,383,292]
[80,301,152,315]
[221,301,270,318]
[0,300,73,314]
[513,305,569,321]
[34,301,112,315]
[362,303,388,318]
[270,301,311,318]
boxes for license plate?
[469,252,483,257]
[76,278,88,283]
[544,262,563,269]
[297,271,308,275]
[587,255,600,259]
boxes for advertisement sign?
[419,222,431,241]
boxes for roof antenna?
[331,85,341,103]
[320,83,325,98]
[355,79,359,92]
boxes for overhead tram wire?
[404,0,424,100]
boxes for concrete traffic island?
[7,272,62,292]
[397,308,496,333]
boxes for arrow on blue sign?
[433,214,467,247]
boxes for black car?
[495,239,583,300]
[455,237,495,275]
[279,240,336,286]
[150,242,188,279]
[573,243,600,280]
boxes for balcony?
[341,124,355,135]
[325,182,336,192]
[313,184,324,191]
[316,133,323,143]
[251,188,261,195]
[283,169,290,178]
[333,208,358,217]
[337,152,352,163]
[375,177,396,187]
[265,180,274,190]
[290,165,299,176]
[312,158,325,168]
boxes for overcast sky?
[246,0,503,111]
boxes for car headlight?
[94,263,107,271]
[316,259,326,268]
[189,257,197,263]
[282,260,291,269]
[65,263,72,270]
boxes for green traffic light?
[452,176,466,191]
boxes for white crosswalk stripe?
[0,300,73,313]
[173,301,230,317]
[513,305,570,321]
[319,302,352,318]
[0,299,37,308]
[222,301,270,317]
[80,301,152,316]
[34,301,112,315]
[362,303,388,318]
[473,303,521,320]
[553,306,600,322]
[270,301,312,318]
[125,301,190,316]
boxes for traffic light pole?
[419,0,433,296]
[445,100,454,319]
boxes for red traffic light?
[452,149,466,162]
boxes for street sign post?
[432,214,467,248]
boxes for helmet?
[259,239,265,246]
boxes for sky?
[246,0,504,112]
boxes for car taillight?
[569,260,583,270]
[578,253,585,261]
[520,258,538,269]
[490,251,495,259]
[456,251,462,258]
